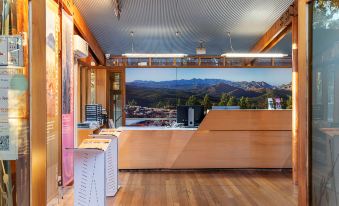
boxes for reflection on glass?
[327,70,335,123]
[312,1,339,205]
[316,72,323,105]
[113,73,120,91]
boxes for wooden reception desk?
[118,110,292,169]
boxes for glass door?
[109,70,125,128]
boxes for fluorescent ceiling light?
[122,53,188,58]
[221,53,288,58]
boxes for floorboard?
[57,170,298,206]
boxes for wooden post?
[297,0,310,205]
[14,0,30,205]
[31,0,47,205]
[148,57,152,66]
[292,2,299,185]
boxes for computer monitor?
[176,106,205,127]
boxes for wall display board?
[0,67,27,160]
[46,0,60,201]
[61,9,74,187]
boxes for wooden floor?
[60,170,298,206]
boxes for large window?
[126,68,292,126]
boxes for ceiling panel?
[74,0,293,55]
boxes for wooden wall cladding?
[199,110,292,131]
[118,110,292,169]
[95,69,108,109]
[119,130,194,169]
[172,130,291,168]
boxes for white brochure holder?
[73,138,118,206]
[91,132,119,196]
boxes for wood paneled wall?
[95,69,108,109]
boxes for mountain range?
[127,78,290,91]
[126,79,292,108]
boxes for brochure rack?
[73,138,118,206]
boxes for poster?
[61,10,74,186]
[46,0,60,201]
[0,68,27,160]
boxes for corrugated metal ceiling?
[74,0,293,55]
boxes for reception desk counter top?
[118,126,198,131]
[118,110,292,169]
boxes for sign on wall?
[46,0,60,201]
[61,10,74,186]
[0,67,27,160]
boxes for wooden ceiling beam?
[62,0,73,14]
[250,3,296,53]
[73,4,105,65]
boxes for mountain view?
[126,78,292,121]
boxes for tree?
[164,100,172,109]
[286,96,292,109]
[177,98,182,106]
[156,101,165,108]
[186,95,199,106]
[128,99,137,106]
[218,93,230,106]
[314,1,339,29]
[202,94,212,110]
[245,98,250,108]
[227,96,237,106]
[239,96,248,109]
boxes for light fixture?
[124,31,187,58]
[196,40,206,55]
[122,53,188,58]
[221,53,288,58]
[222,32,288,58]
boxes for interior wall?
[96,69,108,109]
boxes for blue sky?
[126,68,292,86]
